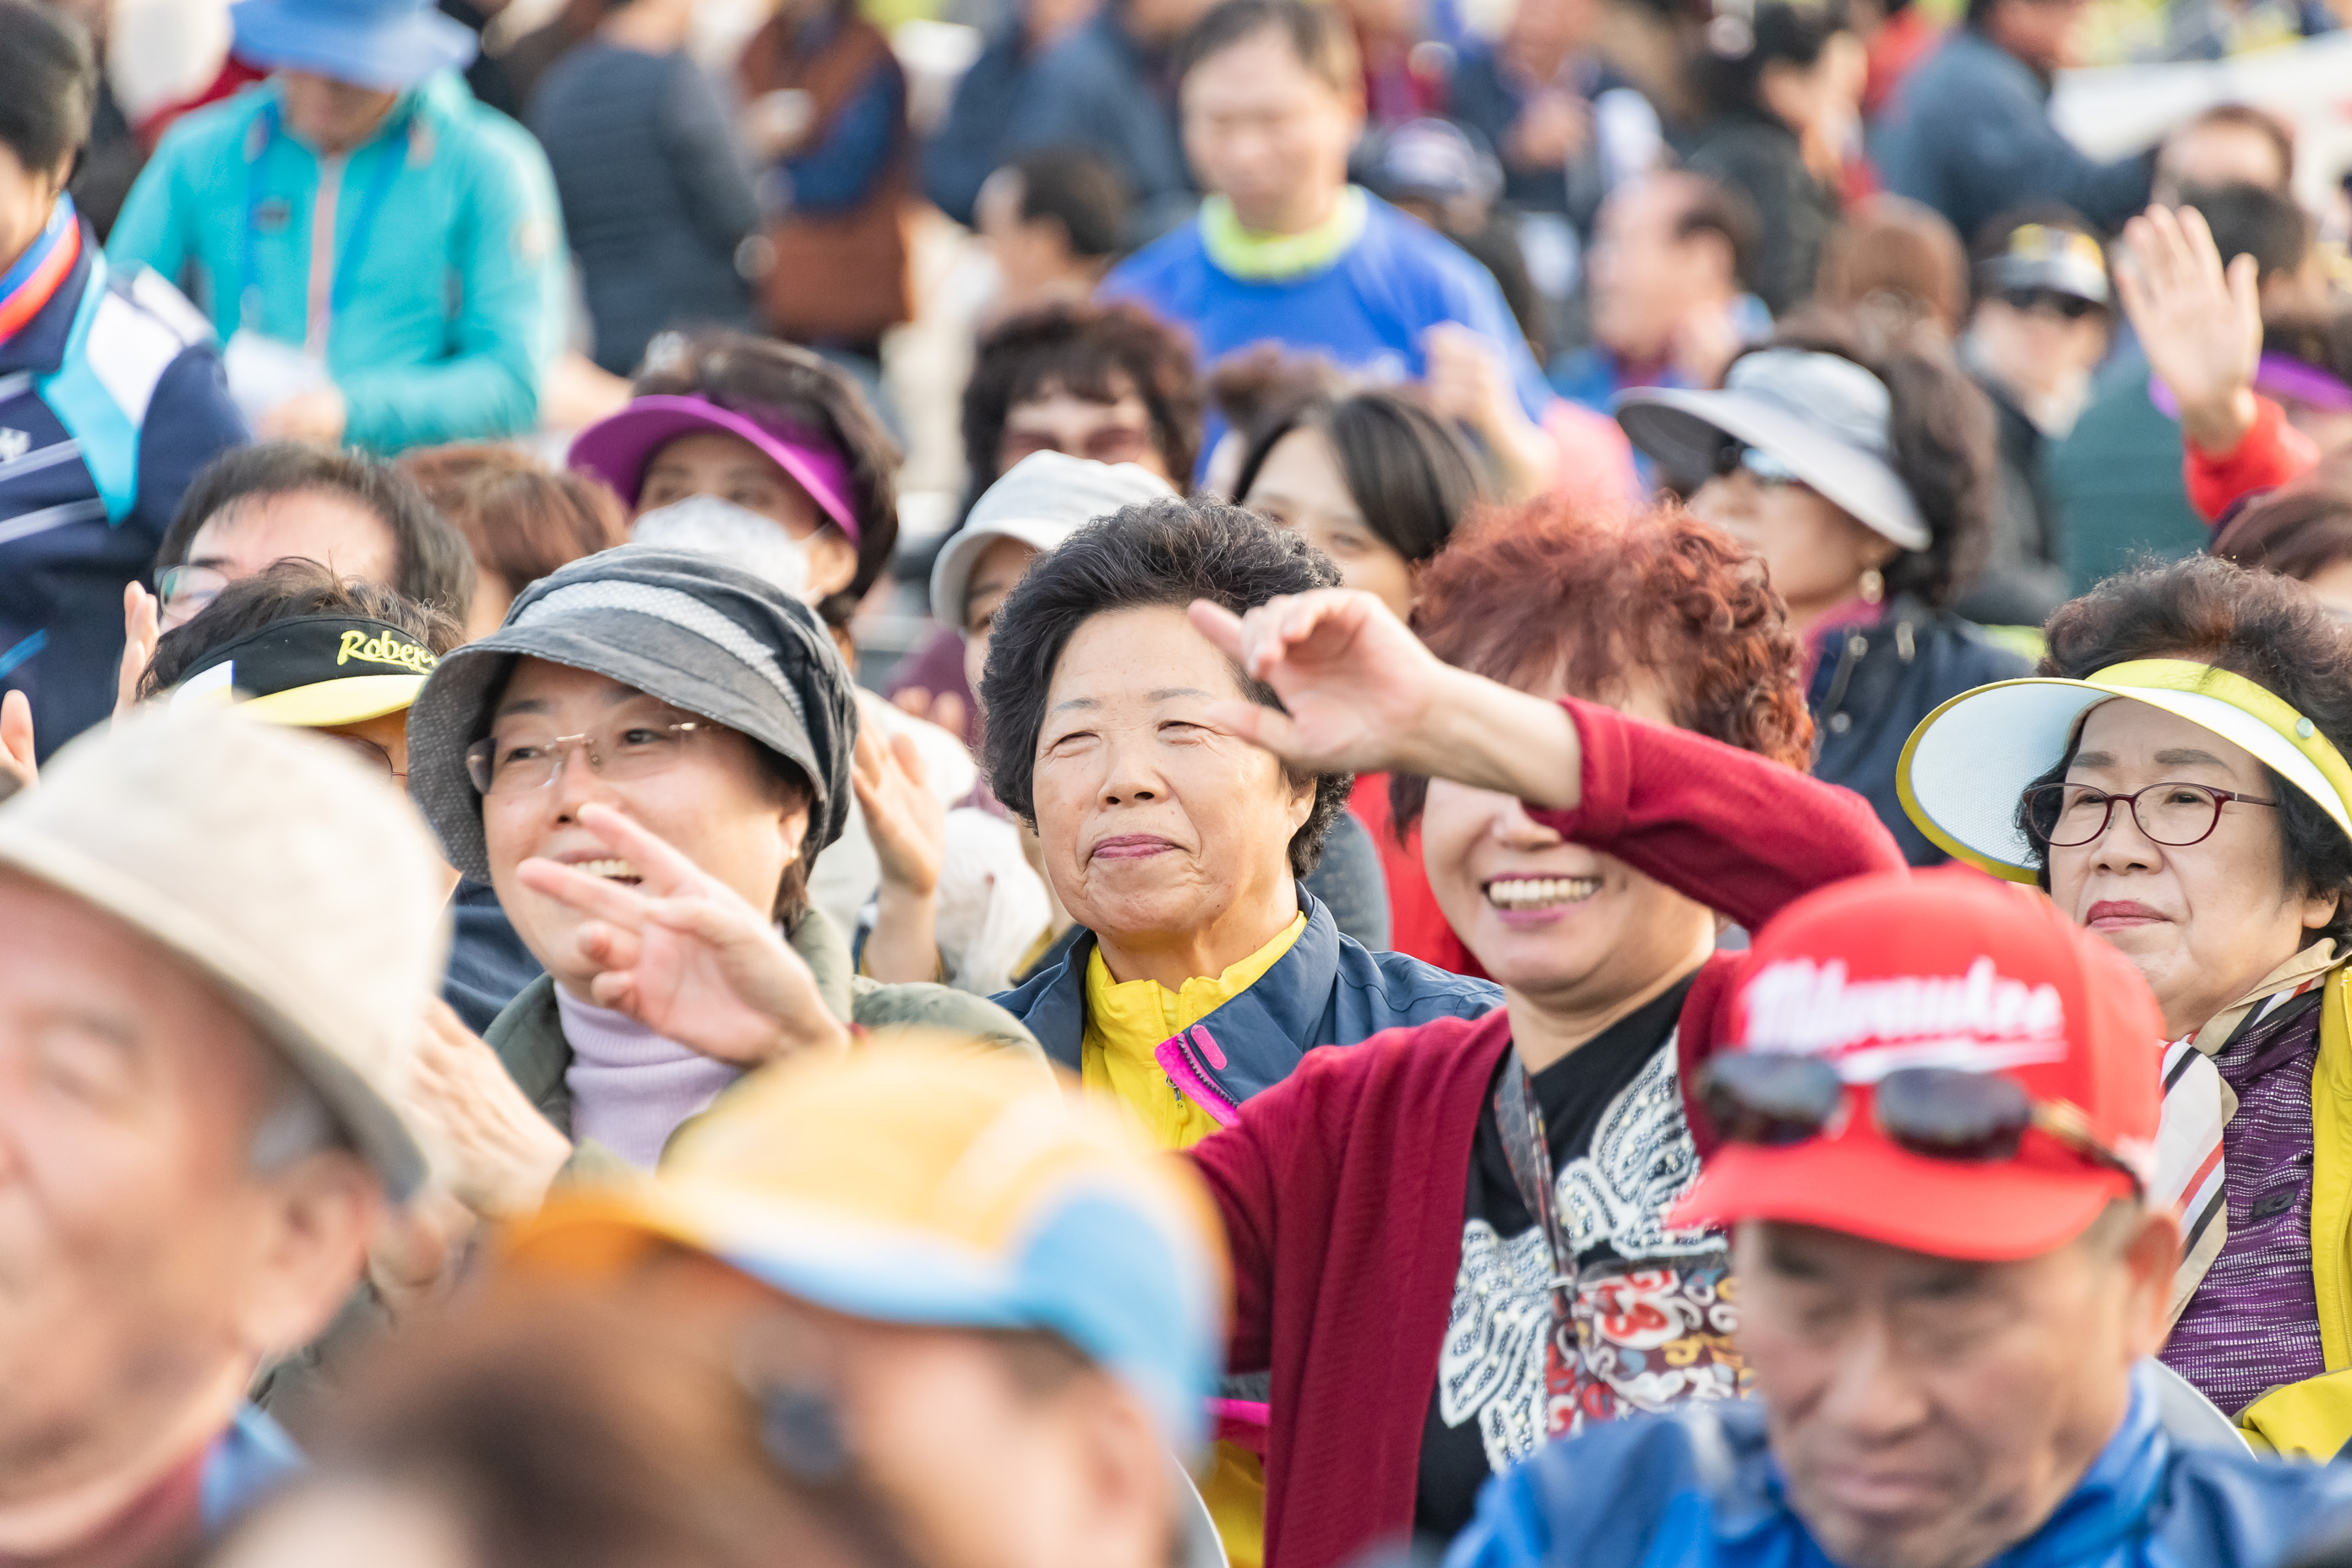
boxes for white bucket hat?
[1615,349,1931,553]
[929,452,1175,628]
[1898,659,2352,883]
[0,707,450,1196]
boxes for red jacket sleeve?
[2186,395,2318,522]
[1189,1093,1282,1380]
[1526,697,1907,935]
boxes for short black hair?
[141,558,464,697]
[961,300,1203,505]
[2023,554,2352,943]
[158,441,478,622]
[1233,389,1487,565]
[979,498,1349,877]
[1747,308,1997,608]
[996,147,1131,261]
[1176,0,1360,94]
[2182,180,2313,281]
[0,1,94,179]
[634,331,901,634]
[1694,0,1853,122]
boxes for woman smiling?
[1899,556,2352,1451]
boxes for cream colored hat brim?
[1899,677,2352,881]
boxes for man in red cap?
[1448,868,2352,1568]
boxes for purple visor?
[568,395,860,542]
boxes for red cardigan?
[1188,698,1905,1568]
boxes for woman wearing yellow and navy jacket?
[0,3,248,763]
[1900,553,2352,1456]
[106,0,564,454]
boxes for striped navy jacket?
[0,227,247,759]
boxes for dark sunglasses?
[1698,1053,2141,1194]
[1998,287,2103,321]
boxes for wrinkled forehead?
[1044,604,1250,707]
[491,658,655,720]
[2066,696,2266,781]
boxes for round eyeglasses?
[2022,781,2278,849]
[466,715,710,796]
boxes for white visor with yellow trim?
[1898,659,2352,883]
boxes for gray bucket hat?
[1615,349,1931,553]
[406,546,859,883]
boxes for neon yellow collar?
[1198,187,1369,281]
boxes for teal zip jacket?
[107,74,564,452]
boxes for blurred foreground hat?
[168,612,436,728]
[405,545,858,882]
[928,452,1176,626]
[1616,349,1930,551]
[0,708,447,1195]
[1669,868,2160,1260]
[1897,659,2352,881]
[505,1040,1228,1451]
[230,0,476,93]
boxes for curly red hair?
[1394,498,1813,827]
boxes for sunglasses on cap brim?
[1710,440,1806,486]
[1698,1052,2142,1197]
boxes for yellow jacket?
[2236,964,2352,1456]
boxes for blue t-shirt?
[1102,190,1554,469]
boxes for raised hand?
[1188,590,1446,776]
[406,998,573,1220]
[0,690,35,800]
[853,723,947,984]
[114,581,160,719]
[1188,590,1584,808]
[892,684,971,739]
[2116,203,2262,455]
[514,803,850,1067]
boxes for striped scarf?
[2156,939,2344,1321]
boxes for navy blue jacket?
[1446,1365,2352,1568]
[1876,29,2151,244]
[923,29,1034,227]
[0,232,248,760]
[1004,12,1196,242]
[993,889,1500,1113]
[1808,598,2031,868]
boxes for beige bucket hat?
[0,707,450,1197]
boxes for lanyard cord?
[240,101,414,344]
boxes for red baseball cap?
[1668,868,2163,1261]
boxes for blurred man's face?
[1734,1213,2174,1568]
[1588,179,1732,364]
[1510,0,1600,55]
[166,489,401,629]
[279,71,402,155]
[1182,30,1364,235]
[2153,121,2289,205]
[1967,292,2110,411]
[998,376,1168,480]
[641,1253,1179,1568]
[0,872,373,1506]
[0,139,69,280]
[1987,0,2093,73]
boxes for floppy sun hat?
[166,613,437,728]
[1669,867,2163,1261]
[1897,659,2352,883]
[1614,348,1930,553]
[569,395,860,542]
[928,451,1176,628]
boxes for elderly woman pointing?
[1898,556,2352,1453]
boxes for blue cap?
[231,0,477,92]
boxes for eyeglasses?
[999,422,1157,467]
[156,564,230,629]
[1699,1053,2142,1194]
[328,732,406,781]
[466,710,711,796]
[1997,287,2103,322]
[1711,441,1805,488]
[2022,780,2277,849]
